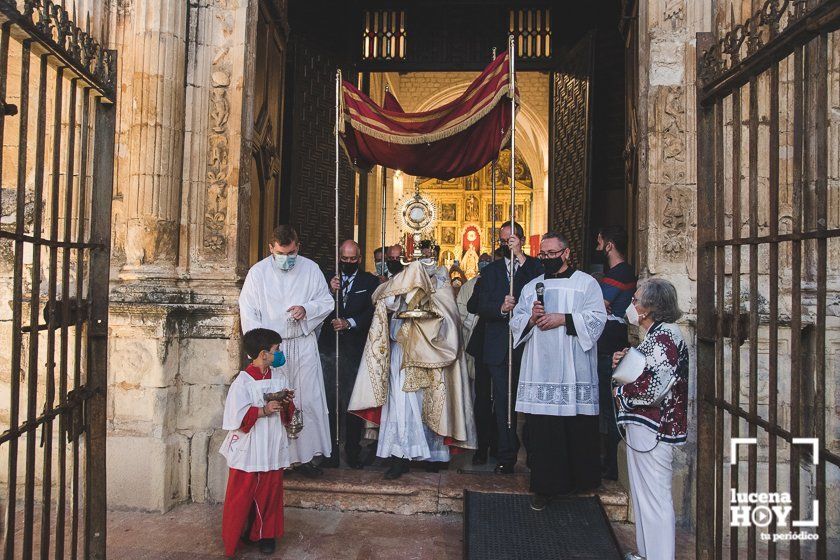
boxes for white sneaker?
[623,553,645,560]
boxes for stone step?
[284,467,630,522]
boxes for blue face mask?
[375,261,387,276]
[271,351,286,368]
[478,261,490,272]
[272,253,297,272]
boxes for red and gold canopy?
[339,52,517,180]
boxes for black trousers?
[472,360,497,454]
[486,362,520,464]
[526,413,600,496]
[322,351,364,460]
[597,353,621,477]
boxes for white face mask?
[272,253,297,272]
[625,302,640,326]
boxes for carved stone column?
[112,0,188,275]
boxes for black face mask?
[386,260,404,275]
[340,261,359,275]
[499,244,512,259]
[542,256,564,276]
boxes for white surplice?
[376,277,452,462]
[510,271,607,417]
[239,255,334,464]
[219,371,292,472]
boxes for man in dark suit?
[473,221,543,474]
[319,240,379,468]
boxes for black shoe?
[530,494,550,511]
[472,448,488,465]
[320,455,340,468]
[296,462,323,478]
[346,452,363,469]
[258,538,276,554]
[494,462,515,475]
[424,461,441,473]
[361,446,376,467]
[384,458,409,480]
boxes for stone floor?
[106,503,698,559]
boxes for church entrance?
[279,1,637,275]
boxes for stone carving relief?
[661,86,686,184]
[203,7,234,257]
[663,0,685,24]
[661,186,688,260]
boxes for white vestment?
[510,271,606,416]
[219,371,292,472]
[377,275,453,462]
[239,255,334,464]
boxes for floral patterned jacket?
[615,322,689,444]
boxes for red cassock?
[222,468,285,556]
[221,365,294,557]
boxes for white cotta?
[219,372,292,472]
[510,272,607,416]
[239,254,334,464]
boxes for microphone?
[535,282,545,307]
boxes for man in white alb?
[510,232,606,510]
[239,225,334,477]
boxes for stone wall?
[635,0,711,525]
[104,0,267,511]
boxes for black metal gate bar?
[40,63,68,560]
[4,37,30,560]
[85,96,115,560]
[694,33,717,560]
[789,28,805,559]
[766,32,780,560]
[696,1,840,558]
[746,67,759,560]
[22,50,49,560]
[809,30,828,559]
[728,82,743,560]
[71,88,92,560]
[712,97,725,560]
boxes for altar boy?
[220,328,295,557]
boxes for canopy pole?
[334,69,342,448]
[507,35,516,430]
[490,47,497,261]
[381,84,389,277]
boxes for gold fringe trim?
[343,86,520,146]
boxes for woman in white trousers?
[612,279,689,560]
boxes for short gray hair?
[638,278,682,323]
[541,232,569,249]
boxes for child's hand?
[264,400,283,415]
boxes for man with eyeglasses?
[509,232,607,511]
[472,221,543,474]
[319,240,380,469]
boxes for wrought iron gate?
[696,1,839,558]
[0,2,116,559]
